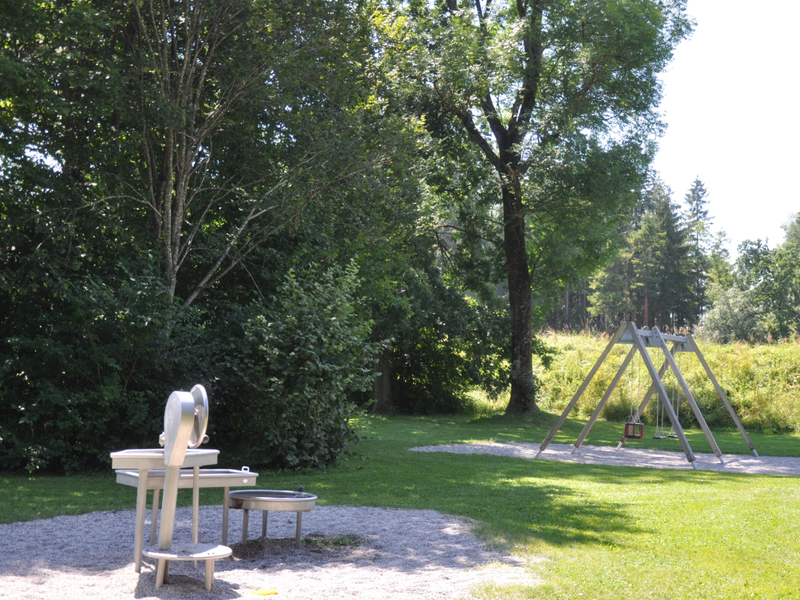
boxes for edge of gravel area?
[411,442,800,476]
[0,505,539,600]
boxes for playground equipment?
[224,487,317,548]
[535,321,758,470]
[111,384,321,590]
[114,467,258,550]
[111,385,232,590]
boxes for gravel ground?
[0,505,538,600]
[411,441,800,475]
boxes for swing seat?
[624,422,643,439]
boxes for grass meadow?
[3,333,800,599]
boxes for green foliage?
[700,283,767,343]
[0,0,428,473]
[0,264,201,472]
[377,0,692,410]
[385,256,512,414]
[212,264,378,469]
[589,178,701,329]
[735,239,800,339]
[782,212,800,247]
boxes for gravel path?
[0,505,538,600]
[411,442,800,475]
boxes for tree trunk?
[502,184,536,414]
[371,348,394,415]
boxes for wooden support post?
[627,324,697,467]
[572,346,637,453]
[686,333,758,456]
[134,468,148,573]
[150,488,160,545]
[654,329,724,464]
[192,466,199,568]
[242,509,250,544]
[536,322,629,458]
[222,487,230,545]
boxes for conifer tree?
[683,177,713,314]
[590,179,697,328]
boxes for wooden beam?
[627,323,697,467]
[653,329,724,464]
[573,346,637,453]
[536,321,628,458]
[686,333,758,456]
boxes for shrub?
[699,284,767,343]
[211,263,378,468]
[0,270,179,473]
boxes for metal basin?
[228,489,317,512]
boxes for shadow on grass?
[327,449,654,550]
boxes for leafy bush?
[211,264,378,468]
[0,269,182,473]
[699,284,767,343]
[389,300,513,414]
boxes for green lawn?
[3,413,800,599]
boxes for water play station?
[110,384,316,591]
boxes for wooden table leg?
[150,488,160,545]
[192,466,199,568]
[242,509,249,543]
[221,487,229,545]
[155,558,167,589]
[134,469,148,573]
[204,559,214,591]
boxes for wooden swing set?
[535,321,758,470]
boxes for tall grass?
[535,331,800,432]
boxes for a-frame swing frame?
[535,321,758,470]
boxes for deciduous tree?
[378,0,691,411]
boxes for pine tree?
[683,178,713,314]
[590,179,698,329]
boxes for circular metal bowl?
[228,489,317,512]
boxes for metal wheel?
[189,384,209,448]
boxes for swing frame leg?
[686,333,758,457]
[537,322,629,458]
[626,323,697,467]
[657,330,725,465]
[573,346,637,454]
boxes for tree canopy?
[376,0,692,411]
[1,0,711,472]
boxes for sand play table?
[224,489,317,548]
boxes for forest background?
[2,0,798,475]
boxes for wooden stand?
[223,489,317,549]
[109,448,219,573]
[143,543,232,591]
[536,321,757,468]
[111,385,234,591]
